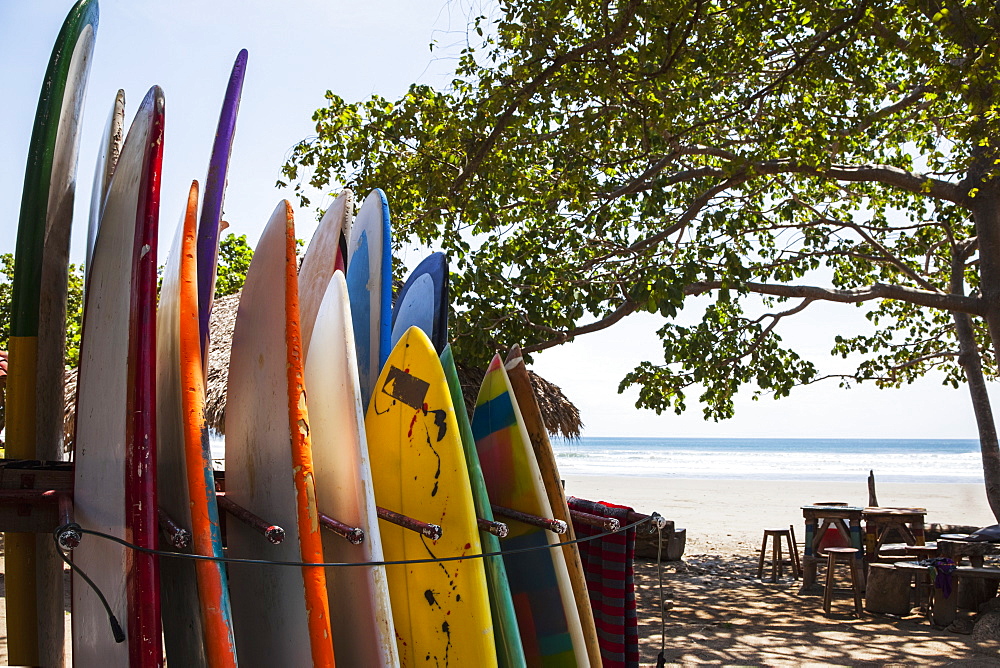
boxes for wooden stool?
[787,524,802,577]
[823,547,864,615]
[758,528,799,582]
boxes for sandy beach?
[565,475,1000,665]
[1,476,998,665]
[563,476,997,554]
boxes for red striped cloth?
[567,496,639,668]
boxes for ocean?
[209,433,985,484]
[551,437,985,484]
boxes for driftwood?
[868,469,878,507]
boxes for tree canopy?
[281,0,1000,517]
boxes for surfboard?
[305,270,398,666]
[86,89,124,281]
[157,181,238,667]
[346,188,391,407]
[366,327,498,667]
[504,345,601,667]
[299,188,354,356]
[472,355,587,667]
[390,252,449,353]
[441,345,527,668]
[225,200,335,667]
[73,85,164,668]
[7,2,98,663]
[197,49,247,364]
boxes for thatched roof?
[205,290,581,439]
[205,291,240,434]
[454,360,581,440]
[60,289,582,445]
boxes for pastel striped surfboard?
[505,345,601,667]
[472,355,587,667]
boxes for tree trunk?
[951,228,1000,521]
[953,310,1000,521]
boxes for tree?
[0,253,83,367]
[281,0,1000,519]
[214,233,254,298]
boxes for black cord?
[54,514,652,645]
[56,515,651,569]
[52,524,126,643]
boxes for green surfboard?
[7,1,99,665]
[441,345,527,668]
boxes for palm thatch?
[204,290,581,439]
[454,360,581,439]
[204,291,240,434]
[59,288,583,444]
[63,367,77,450]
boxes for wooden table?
[800,504,865,589]
[862,506,926,562]
[936,537,1000,566]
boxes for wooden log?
[923,523,982,540]
[633,524,682,561]
[864,563,911,615]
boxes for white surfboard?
[85,89,125,278]
[305,271,398,666]
[156,186,208,667]
[73,86,164,667]
[299,188,353,355]
[225,201,335,667]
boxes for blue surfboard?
[390,251,448,353]
[346,188,392,407]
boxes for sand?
[565,475,1000,666]
[2,476,998,665]
[563,476,997,554]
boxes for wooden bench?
[930,566,1000,626]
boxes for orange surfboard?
[157,181,238,666]
[225,201,335,666]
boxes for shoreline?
[562,475,996,554]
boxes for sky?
[2,0,994,440]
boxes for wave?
[551,437,985,483]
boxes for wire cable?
[56,514,655,644]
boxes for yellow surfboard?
[366,326,498,667]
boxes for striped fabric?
[567,497,639,668]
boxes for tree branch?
[451,0,643,194]
[521,299,640,353]
[684,280,984,314]
[754,161,969,205]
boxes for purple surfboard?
[197,49,248,363]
